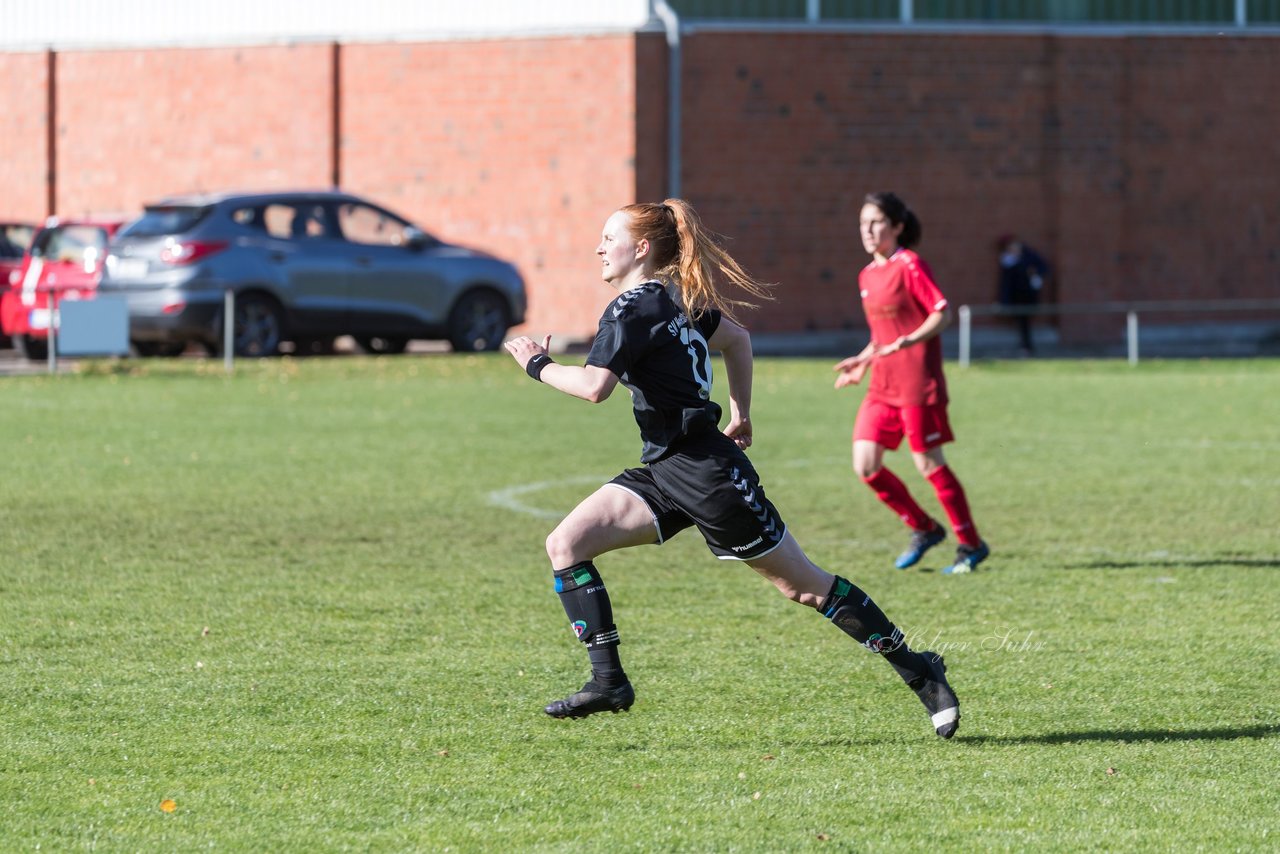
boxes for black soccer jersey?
[586,281,723,463]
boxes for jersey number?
[680,326,713,400]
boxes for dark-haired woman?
[505,198,960,739]
[834,192,990,576]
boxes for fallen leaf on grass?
[436,750,449,757]
[1106,767,1116,776]
[201,626,210,637]
[752,792,762,801]
[817,833,830,841]
[159,799,177,813]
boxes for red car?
[1,216,128,359]
[0,221,37,299]
[0,223,36,350]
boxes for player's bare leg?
[545,485,658,567]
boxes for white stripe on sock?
[932,707,958,729]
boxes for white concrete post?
[1127,310,1139,366]
[224,288,235,374]
[47,290,57,374]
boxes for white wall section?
[0,0,654,50]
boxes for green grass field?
[1,355,1276,851]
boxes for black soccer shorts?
[607,435,788,561]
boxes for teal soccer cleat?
[895,522,946,569]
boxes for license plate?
[114,258,149,278]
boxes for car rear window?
[118,205,212,238]
[32,225,109,264]
[1,224,34,258]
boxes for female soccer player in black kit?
[504,199,960,739]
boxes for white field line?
[485,475,613,520]
[484,459,848,522]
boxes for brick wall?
[680,32,1061,333]
[0,52,50,222]
[54,45,333,217]
[0,31,1276,341]
[679,32,1280,336]
[341,35,648,337]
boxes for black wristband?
[525,353,554,381]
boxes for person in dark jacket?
[996,234,1050,355]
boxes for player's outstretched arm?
[834,340,877,388]
[708,317,753,449]
[505,335,620,403]
[876,306,952,356]
[834,340,876,373]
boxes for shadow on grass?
[1066,559,1280,569]
[966,723,1280,746]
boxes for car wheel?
[447,290,510,352]
[234,294,284,357]
[14,334,48,361]
[354,335,409,355]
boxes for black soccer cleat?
[942,540,990,575]
[911,651,960,739]
[544,680,635,719]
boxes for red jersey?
[858,248,949,407]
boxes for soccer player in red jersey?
[834,192,990,575]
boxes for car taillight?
[159,239,228,265]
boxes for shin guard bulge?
[819,575,927,685]
[553,561,624,685]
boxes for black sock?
[554,561,626,688]
[819,576,927,685]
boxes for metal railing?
[956,299,1280,367]
[670,0,1275,26]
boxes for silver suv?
[99,190,526,356]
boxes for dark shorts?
[607,434,788,561]
[854,398,954,453]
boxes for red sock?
[862,468,934,531]
[926,466,981,547]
